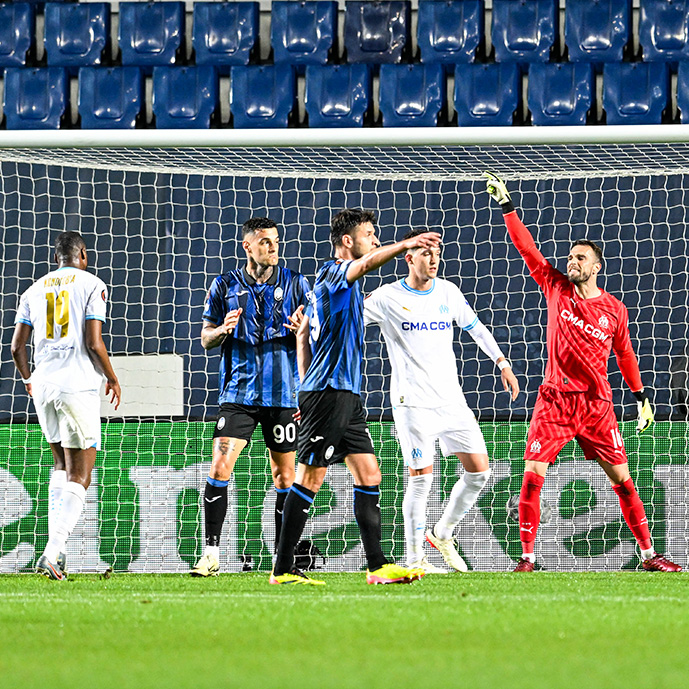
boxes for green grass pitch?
[1,571,686,689]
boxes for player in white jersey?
[364,229,519,573]
[11,231,121,580]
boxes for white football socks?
[403,473,433,563]
[435,469,491,540]
[204,545,220,560]
[48,469,67,540]
[43,481,86,563]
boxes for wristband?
[497,359,512,371]
[21,376,31,385]
[632,390,647,403]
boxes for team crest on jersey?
[530,440,542,454]
[411,448,423,460]
[439,304,450,315]
[217,417,226,431]
[598,315,609,329]
[274,287,283,301]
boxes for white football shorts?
[33,383,102,451]
[392,403,488,470]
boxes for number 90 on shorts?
[213,403,299,453]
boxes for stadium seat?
[378,63,445,126]
[119,1,185,73]
[4,67,68,129]
[453,63,520,126]
[343,1,411,64]
[564,0,631,65]
[0,3,35,68]
[417,0,484,68]
[272,1,338,71]
[230,65,296,128]
[152,66,219,129]
[44,2,110,72]
[603,62,669,125]
[676,61,689,122]
[528,63,593,126]
[304,64,371,127]
[491,0,558,66]
[639,0,689,63]
[78,66,144,129]
[192,1,259,72]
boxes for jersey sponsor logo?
[101,289,107,303]
[310,435,324,443]
[401,320,452,332]
[560,309,611,343]
[530,440,542,454]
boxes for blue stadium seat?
[44,2,110,72]
[492,0,558,66]
[417,0,484,67]
[378,63,445,126]
[454,63,520,126]
[192,1,259,72]
[119,1,185,73]
[565,0,631,65]
[603,62,669,124]
[344,1,411,64]
[0,3,35,68]
[230,65,296,128]
[4,67,68,129]
[676,61,689,121]
[528,63,593,126]
[304,64,371,127]
[639,0,689,63]
[153,66,219,128]
[78,66,144,129]
[272,1,338,71]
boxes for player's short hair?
[571,239,603,265]
[330,208,376,248]
[54,231,86,261]
[403,228,440,253]
[242,217,277,238]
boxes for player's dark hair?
[403,228,433,241]
[242,217,277,237]
[330,208,376,248]
[571,239,603,265]
[54,231,86,262]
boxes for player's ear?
[341,232,354,249]
[404,252,413,266]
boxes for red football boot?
[642,554,682,572]
[513,558,535,572]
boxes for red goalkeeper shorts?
[523,386,628,466]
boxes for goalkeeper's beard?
[567,267,593,286]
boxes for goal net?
[1,139,688,573]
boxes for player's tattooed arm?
[201,309,243,350]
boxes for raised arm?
[200,309,243,350]
[345,232,441,284]
[485,172,548,275]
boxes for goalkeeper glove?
[484,171,513,207]
[633,390,654,434]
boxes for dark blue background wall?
[1,161,686,422]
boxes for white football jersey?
[364,278,503,408]
[15,267,108,392]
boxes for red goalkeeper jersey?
[504,211,643,401]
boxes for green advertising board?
[1,421,687,572]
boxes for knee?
[466,467,491,489]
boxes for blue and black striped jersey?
[203,266,310,408]
[301,259,364,395]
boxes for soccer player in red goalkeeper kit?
[485,172,681,573]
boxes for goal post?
[1,127,688,573]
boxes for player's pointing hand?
[484,171,512,206]
[285,304,305,333]
[404,231,442,251]
[222,307,242,334]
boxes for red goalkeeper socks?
[519,471,545,556]
[613,477,653,551]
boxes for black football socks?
[354,485,388,571]
[273,483,314,575]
